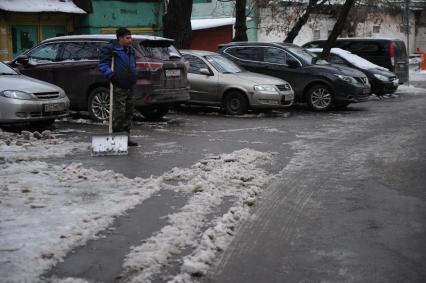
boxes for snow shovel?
[91,56,128,156]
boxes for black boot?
[128,139,138,147]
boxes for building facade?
[0,0,86,61]
[257,2,426,54]
[191,0,257,51]
[74,0,163,36]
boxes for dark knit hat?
[116,27,131,39]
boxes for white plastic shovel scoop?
[91,57,128,156]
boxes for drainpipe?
[405,0,410,85]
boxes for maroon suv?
[11,35,190,121]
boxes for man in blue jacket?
[98,27,138,146]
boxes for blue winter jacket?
[98,40,137,90]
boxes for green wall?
[75,0,163,35]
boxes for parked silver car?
[0,62,69,125]
[181,50,294,115]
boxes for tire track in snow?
[119,149,275,283]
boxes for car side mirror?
[15,55,29,65]
[200,68,212,76]
[287,58,300,69]
[169,52,181,60]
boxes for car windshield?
[286,46,328,65]
[0,62,18,75]
[205,55,243,73]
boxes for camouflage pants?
[112,87,134,133]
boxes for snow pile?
[58,117,107,125]
[397,85,426,95]
[0,162,163,282]
[120,149,275,283]
[0,130,88,162]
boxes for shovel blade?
[91,134,128,156]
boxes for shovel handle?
[109,56,114,134]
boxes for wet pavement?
[34,88,426,282]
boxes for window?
[373,26,380,33]
[60,42,100,60]
[225,47,260,61]
[27,43,60,63]
[140,43,180,60]
[205,55,243,73]
[194,0,212,3]
[346,42,382,55]
[329,54,346,65]
[183,54,209,74]
[263,47,287,65]
[313,30,321,40]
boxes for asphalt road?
[46,88,426,282]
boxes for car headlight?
[335,74,357,84]
[373,74,388,81]
[0,90,33,100]
[254,84,278,92]
[58,90,67,98]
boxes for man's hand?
[110,73,119,86]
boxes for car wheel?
[39,119,55,130]
[138,106,169,120]
[88,87,110,122]
[224,91,248,115]
[306,84,334,111]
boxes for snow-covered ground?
[0,129,88,162]
[397,85,426,95]
[0,126,275,283]
[120,150,275,283]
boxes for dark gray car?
[218,42,371,111]
[302,38,409,84]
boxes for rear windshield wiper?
[0,73,16,75]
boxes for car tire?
[88,87,110,122]
[224,91,249,115]
[39,119,55,130]
[138,106,169,120]
[306,84,334,111]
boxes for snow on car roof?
[42,34,173,43]
[0,0,86,14]
[308,48,389,71]
[181,49,217,56]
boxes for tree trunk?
[319,0,356,60]
[233,0,248,41]
[163,0,193,49]
[284,0,326,43]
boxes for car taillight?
[390,42,395,72]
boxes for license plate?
[393,79,399,86]
[44,103,65,112]
[363,88,370,95]
[165,69,181,78]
